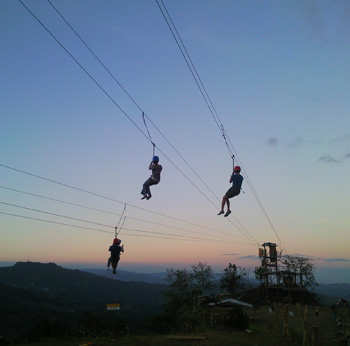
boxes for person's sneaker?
[224,210,231,217]
[113,270,116,274]
[217,211,224,215]
[146,195,151,200]
[141,195,147,200]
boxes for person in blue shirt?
[218,166,243,217]
[141,156,162,200]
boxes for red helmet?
[113,238,119,244]
[234,166,241,173]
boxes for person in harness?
[141,156,162,200]
[217,166,243,217]
[107,238,124,274]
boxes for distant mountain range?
[82,268,261,286]
[83,268,350,303]
[315,283,350,302]
[83,268,168,284]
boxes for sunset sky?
[1,0,349,284]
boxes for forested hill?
[0,262,167,304]
[0,262,167,343]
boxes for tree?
[254,255,317,289]
[191,262,213,297]
[220,263,247,298]
[165,263,213,307]
[254,265,267,283]
[282,255,317,289]
[163,263,213,330]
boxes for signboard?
[107,303,120,311]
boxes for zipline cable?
[45,0,221,208]
[39,0,257,245]
[17,1,258,246]
[0,211,240,243]
[115,203,126,237]
[17,0,220,216]
[142,112,156,156]
[0,204,241,245]
[0,185,243,241]
[155,0,233,158]
[18,0,149,144]
[224,136,288,253]
[46,0,142,116]
[47,0,249,242]
[0,164,251,242]
[156,0,287,253]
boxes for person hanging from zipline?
[107,238,124,274]
[218,166,243,217]
[141,156,162,200]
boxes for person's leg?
[113,259,120,274]
[218,196,227,215]
[146,183,152,199]
[224,189,239,216]
[141,178,152,198]
[224,199,231,217]
[142,178,158,199]
[146,180,158,199]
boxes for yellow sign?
[107,303,120,310]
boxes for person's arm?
[229,174,233,183]
[149,162,154,170]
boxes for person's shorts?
[111,257,120,263]
[225,186,240,199]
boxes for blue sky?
[1,0,349,284]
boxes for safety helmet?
[118,239,122,244]
[113,238,119,244]
[234,166,241,173]
[152,155,159,163]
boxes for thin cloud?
[238,255,259,260]
[321,258,350,263]
[310,139,323,145]
[266,137,278,147]
[318,155,342,164]
[344,153,350,159]
[290,253,310,257]
[288,137,303,148]
[283,253,316,260]
[222,253,239,256]
[330,133,350,143]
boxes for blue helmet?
[152,156,159,163]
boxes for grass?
[14,304,347,346]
